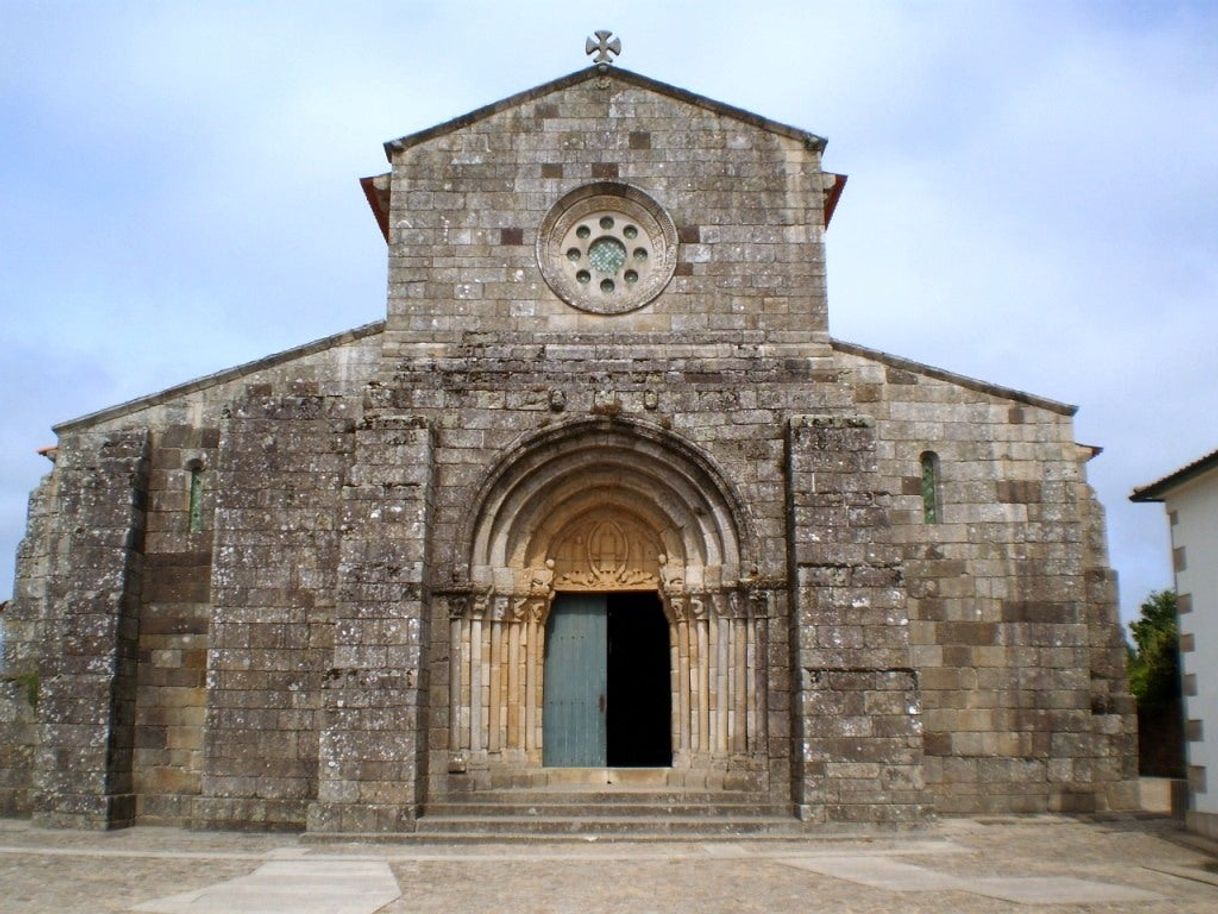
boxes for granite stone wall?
[131,424,220,823]
[0,472,55,817]
[2,65,1137,830]
[0,678,36,817]
[381,70,831,357]
[32,429,150,829]
[195,384,354,830]
[786,415,929,825]
[835,346,1137,813]
[308,410,435,832]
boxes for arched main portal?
[447,419,770,776]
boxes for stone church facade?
[0,57,1137,832]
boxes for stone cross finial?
[585,30,621,64]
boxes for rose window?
[538,184,677,314]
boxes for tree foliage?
[1126,589,1180,705]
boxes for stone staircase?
[409,769,803,841]
[300,770,809,843]
[415,793,799,840]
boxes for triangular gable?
[382,65,828,160]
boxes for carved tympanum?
[545,513,663,590]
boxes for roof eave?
[830,338,1078,416]
[360,174,391,242]
[1130,447,1218,502]
[52,321,386,434]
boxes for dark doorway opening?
[607,592,672,767]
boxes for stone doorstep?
[471,765,773,793]
[302,828,815,845]
[536,767,672,787]
[423,801,792,818]
[432,787,776,803]
[413,814,805,837]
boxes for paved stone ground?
[2,815,1218,913]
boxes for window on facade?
[920,451,941,524]
[188,463,205,534]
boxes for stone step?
[425,801,791,818]
[434,789,776,806]
[511,767,673,788]
[413,814,805,837]
[302,829,818,845]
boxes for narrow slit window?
[920,451,941,524]
[188,465,205,533]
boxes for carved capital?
[747,587,774,619]
[488,593,512,622]
[726,590,747,619]
[447,594,471,620]
[689,593,707,620]
[509,595,534,623]
[471,586,494,620]
[526,597,549,624]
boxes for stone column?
[786,416,929,825]
[307,414,434,832]
[32,428,150,829]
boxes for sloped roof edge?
[360,174,391,242]
[52,321,386,434]
[1130,446,1218,502]
[830,338,1077,416]
[383,65,827,160]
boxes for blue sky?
[2,1,1215,623]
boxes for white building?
[1133,448,1218,839]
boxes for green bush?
[1127,590,1180,705]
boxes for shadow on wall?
[1137,699,1185,779]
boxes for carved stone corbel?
[658,553,685,595]
[528,559,555,596]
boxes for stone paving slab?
[0,816,1215,913]
[776,855,963,890]
[966,875,1161,905]
[778,855,1163,904]
[132,860,401,914]
[1143,864,1218,888]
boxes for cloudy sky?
[1,1,1214,624]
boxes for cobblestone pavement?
[2,815,1218,913]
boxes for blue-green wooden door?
[543,593,608,766]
